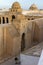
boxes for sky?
[0,0,43,10]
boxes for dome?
[11,2,22,13]
[29,4,38,10]
[12,2,21,9]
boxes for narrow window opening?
[6,18,9,23]
[3,17,5,24]
[0,17,1,24]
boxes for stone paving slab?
[22,42,43,57]
[0,54,39,65]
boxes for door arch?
[21,33,25,52]
[12,15,15,21]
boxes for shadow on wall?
[21,33,25,52]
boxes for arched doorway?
[21,33,25,52]
[12,15,15,21]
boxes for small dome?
[29,4,38,10]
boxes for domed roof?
[11,2,22,13]
[29,4,38,10]
[12,2,21,8]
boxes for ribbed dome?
[29,4,38,10]
[12,2,21,9]
[11,2,22,13]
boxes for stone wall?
[32,18,43,43]
[0,26,7,59]
[6,28,13,56]
[0,26,4,59]
[6,26,21,57]
[25,31,32,49]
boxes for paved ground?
[23,42,43,57]
[0,42,43,65]
[0,54,39,65]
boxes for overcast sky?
[0,0,43,10]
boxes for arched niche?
[3,17,5,24]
